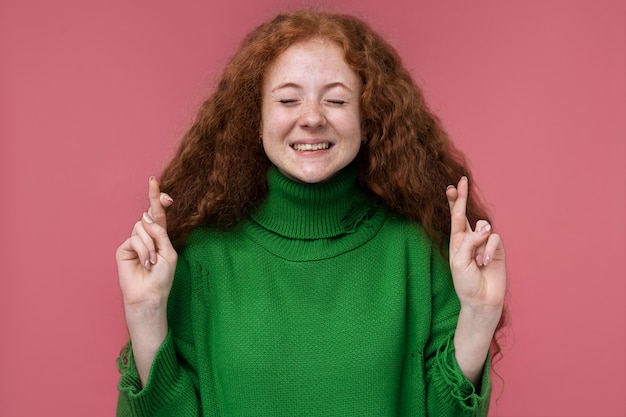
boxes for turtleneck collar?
[250,165,377,239]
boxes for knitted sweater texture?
[116,166,491,416]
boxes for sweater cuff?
[434,335,491,412]
[117,330,182,415]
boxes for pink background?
[1,1,624,416]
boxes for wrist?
[124,297,167,320]
[458,302,503,331]
[124,301,168,342]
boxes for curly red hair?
[158,10,507,359]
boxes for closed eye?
[279,99,299,104]
[326,99,347,105]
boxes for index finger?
[446,176,470,236]
[148,176,167,229]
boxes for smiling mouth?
[292,143,331,151]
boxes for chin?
[299,170,342,184]
[285,170,333,184]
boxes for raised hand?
[116,176,177,308]
[446,176,506,386]
[115,176,177,386]
[446,176,506,315]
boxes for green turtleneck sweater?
[116,166,491,416]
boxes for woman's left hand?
[446,176,506,318]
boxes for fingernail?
[161,193,173,203]
[150,250,157,265]
[479,223,491,235]
[149,176,155,182]
[142,212,154,224]
[476,254,484,266]
[484,254,491,265]
[144,259,151,269]
[446,184,455,190]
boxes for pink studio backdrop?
[1,1,624,416]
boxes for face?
[261,38,362,183]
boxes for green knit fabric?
[117,165,491,416]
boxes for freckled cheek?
[265,112,296,137]
[335,120,362,140]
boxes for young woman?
[116,10,507,416]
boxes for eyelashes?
[278,99,347,105]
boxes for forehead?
[263,38,359,87]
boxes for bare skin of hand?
[446,177,506,387]
[116,176,176,387]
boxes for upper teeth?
[293,143,330,151]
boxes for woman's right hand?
[116,176,177,311]
[115,176,177,386]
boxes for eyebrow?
[270,81,354,94]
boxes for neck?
[250,165,375,239]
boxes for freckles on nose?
[299,104,326,127]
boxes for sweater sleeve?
[116,252,201,417]
[424,242,491,417]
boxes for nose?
[298,101,326,129]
